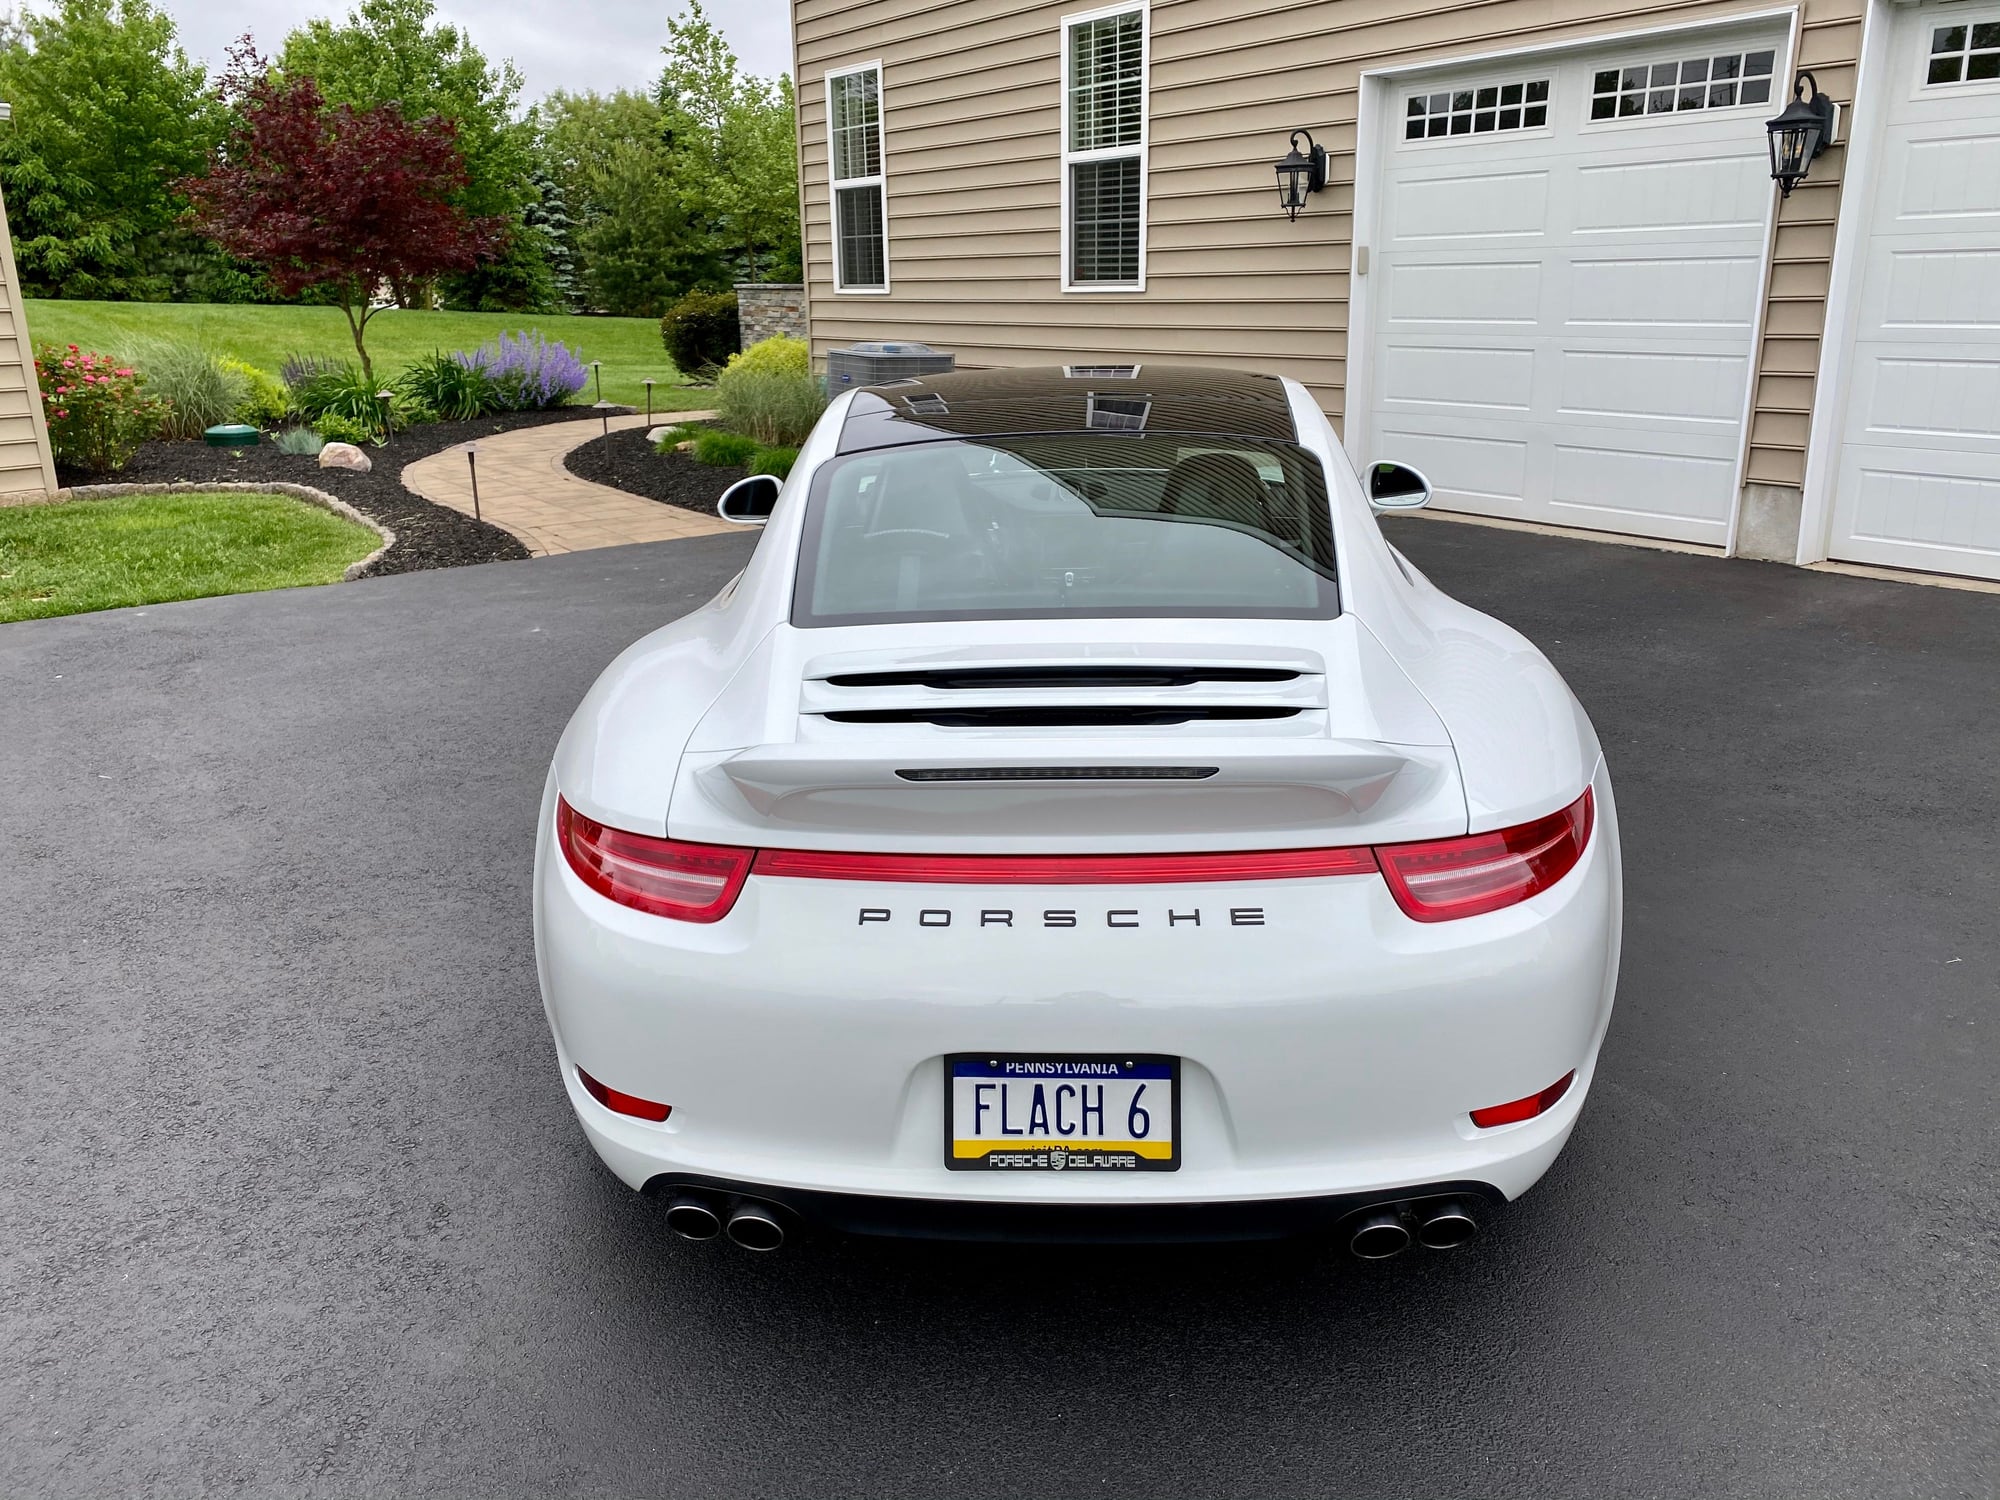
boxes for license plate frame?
[943,1054,1180,1172]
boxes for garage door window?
[1926,22,2000,84]
[1589,49,1774,119]
[1404,79,1550,140]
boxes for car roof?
[835,364,1300,453]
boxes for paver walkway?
[401,411,735,556]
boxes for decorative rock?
[319,442,372,473]
[648,425,676,444]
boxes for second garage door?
[1362,23,1786,545]
[1827,3,2000,581]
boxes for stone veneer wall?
[735,283,806,349]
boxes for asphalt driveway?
[2,522,1994,1498]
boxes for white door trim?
[1726,4,1806,555]
[1343,6,1800,537]
[1795,0,1897,564]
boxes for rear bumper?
[534,761,1622,1217]
[641,1171,1504,1244]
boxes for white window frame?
[1060,2,1149,294]
[825,60,890,295]
[1917,7,2000,93]
[1576,42,1781,130]
[1398,73,1556,148]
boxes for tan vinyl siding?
[794,0,1863,488]
[0,185,58,501]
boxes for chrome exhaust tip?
[1349,1210,1412,1260]
[664,1197,722,1241]
[1416,1199,1479,1250]
[724,1207,785,1252]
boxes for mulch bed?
[58,408,615,576]
[562,426,745,515]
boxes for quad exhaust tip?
[1349,1198,1482,1259]
[665,1197,722,1241]
[1416,1199,1479,1250]
[1349,1210,1412,1260]
[725,1207,785,1252]
[662,1191,787,1250]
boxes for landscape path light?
[376,389,395,441]
[594,400,617,480]
[466,443,480,521]
[591,360,603,403]
[643,378,655,425]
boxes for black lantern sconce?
[1766,72,1839,197]
[1275,129,1328,221]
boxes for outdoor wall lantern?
[1766,72,1839,197]
[1274,129,1327,221]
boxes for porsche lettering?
[854,906,1267,928]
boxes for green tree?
[535,89,721,317]
[526,168,582,311]
[653,1,801,285]
[278,0,545,307]
[0,0,225,299]
[720,75,803,283]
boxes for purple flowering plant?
[458,332,588,411]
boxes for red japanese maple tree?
[183,50,506,385]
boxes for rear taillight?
[577,1067,672,1122]
[753,846,1379,884]
[1376,788,1594,923]
[555,797,752,923]
[1470,1070,1575,1129]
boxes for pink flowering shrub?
[35,344,166,473]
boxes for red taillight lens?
[555,797,752,923]
[1470,1070,1575,1129]
[1377,787,1594,923]
[577,1067,671,1122]
[753,846,1379,884]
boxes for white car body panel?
[535,368,1623,1238]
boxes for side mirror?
[1366,461,1431,511]
[717,473,781,526]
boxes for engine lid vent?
[823,666,1302,691]
[830,705,1301,728]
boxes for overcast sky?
[86,0,795,103]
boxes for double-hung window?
[827,62,888,292]
[1062,4,1147,291]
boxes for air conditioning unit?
[826,341,955,388]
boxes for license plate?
[945,1055,1179,1171]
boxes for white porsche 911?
[533,366,1621,1256]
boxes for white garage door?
[1364,25,1785,544]
[1828,5,2000,580]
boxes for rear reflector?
[577,1067,671,1123]
[556,798,752,922]
[1376,788,1594,923]
[754,846,1379,885]
[1470,1070,1576,1129]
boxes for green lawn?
[20,300,716,415]
[0,491,383,623]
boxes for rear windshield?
[791,435,1338,626]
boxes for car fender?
[1284,381,1603,831]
